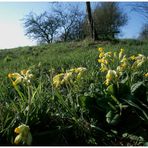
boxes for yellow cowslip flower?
[63,72,73,82]
[136,61,145,68]
[53,67,86,87]
[136,54,146,60]
[121,63,127,69]
[14,124,32,145]
[98,58,108,64]
[74,67,87,73]
[77,73,82,80]
[116,65,126,76]
[120,48,124,52]
[132,54,147,69]
[116,65,122,72]
[116,63,127,73]
[21,69,33,83]
[106,70,117,81]
[53,73,64,88]
[8,73,23,86]
[119,48,124,60]
[104,52,112,58]
[68,68,75,73]
[98,47,104,52]
[104,70,117,86]
[100,63,108,72]
[104,79,110,86]
[74,67,87,80]
[21,69,28,75]
[120,56,128,63]
[14,134,22,145]
[144,73,148,77]
[98,59,102,63]
[130,55,136,60]
[8,73,22,79]
[99,52,105,58]
[8,69,33,86]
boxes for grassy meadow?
[0,39,148,145]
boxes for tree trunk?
[86,2,98,41]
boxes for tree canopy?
[23,2,128,43]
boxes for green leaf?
[120,74,129,84]
[106,110,120,125]
[131,81,145,94]
[79,95,86,108]
[131,81,147,101]
[106,84,115,95]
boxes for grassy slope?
[0,40,148,76]
[0,40,147,101]
[0,40,148,145]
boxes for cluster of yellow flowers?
[98,47,113,72]
[53,67,87,88]
[131,54,147,69]
[97,47,147,86]
[8,69,33,86]
[14,124,32,145]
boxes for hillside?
[0,40,148,146]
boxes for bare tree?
[53,3,85,41]
[86,2,98,40]
[23,12,60,44]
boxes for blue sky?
[0,2,146,49]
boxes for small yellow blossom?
[14,127,20,133]
[120,48,124,52]
[116,65,123,72]
[98,47,104,52]
[75,67,87,80]
[8,73,23,86]
[14,124,32,145]
[21,69,33,83]
[106,70,117,80]
[8,73,22,79]
[74,67,87,73]
[130,55,136,60]
[53,73,64,87]
[14,134,22,145]
[120,56,128,63]
[104,79,110,86]
[100,63,108,72]
[132,54,146,69]
[104,70,118,86]
[68,68,75,73]
[98,58,108,64]
[21,69,28,75]
[63,72,73,82]
[119,48,124,60]
[8,69,33,86]
[104,52,112,58]
[144,73,148,77]
[99,52,105,58]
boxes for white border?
[0,0,148,2]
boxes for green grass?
[0,40,148,146]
